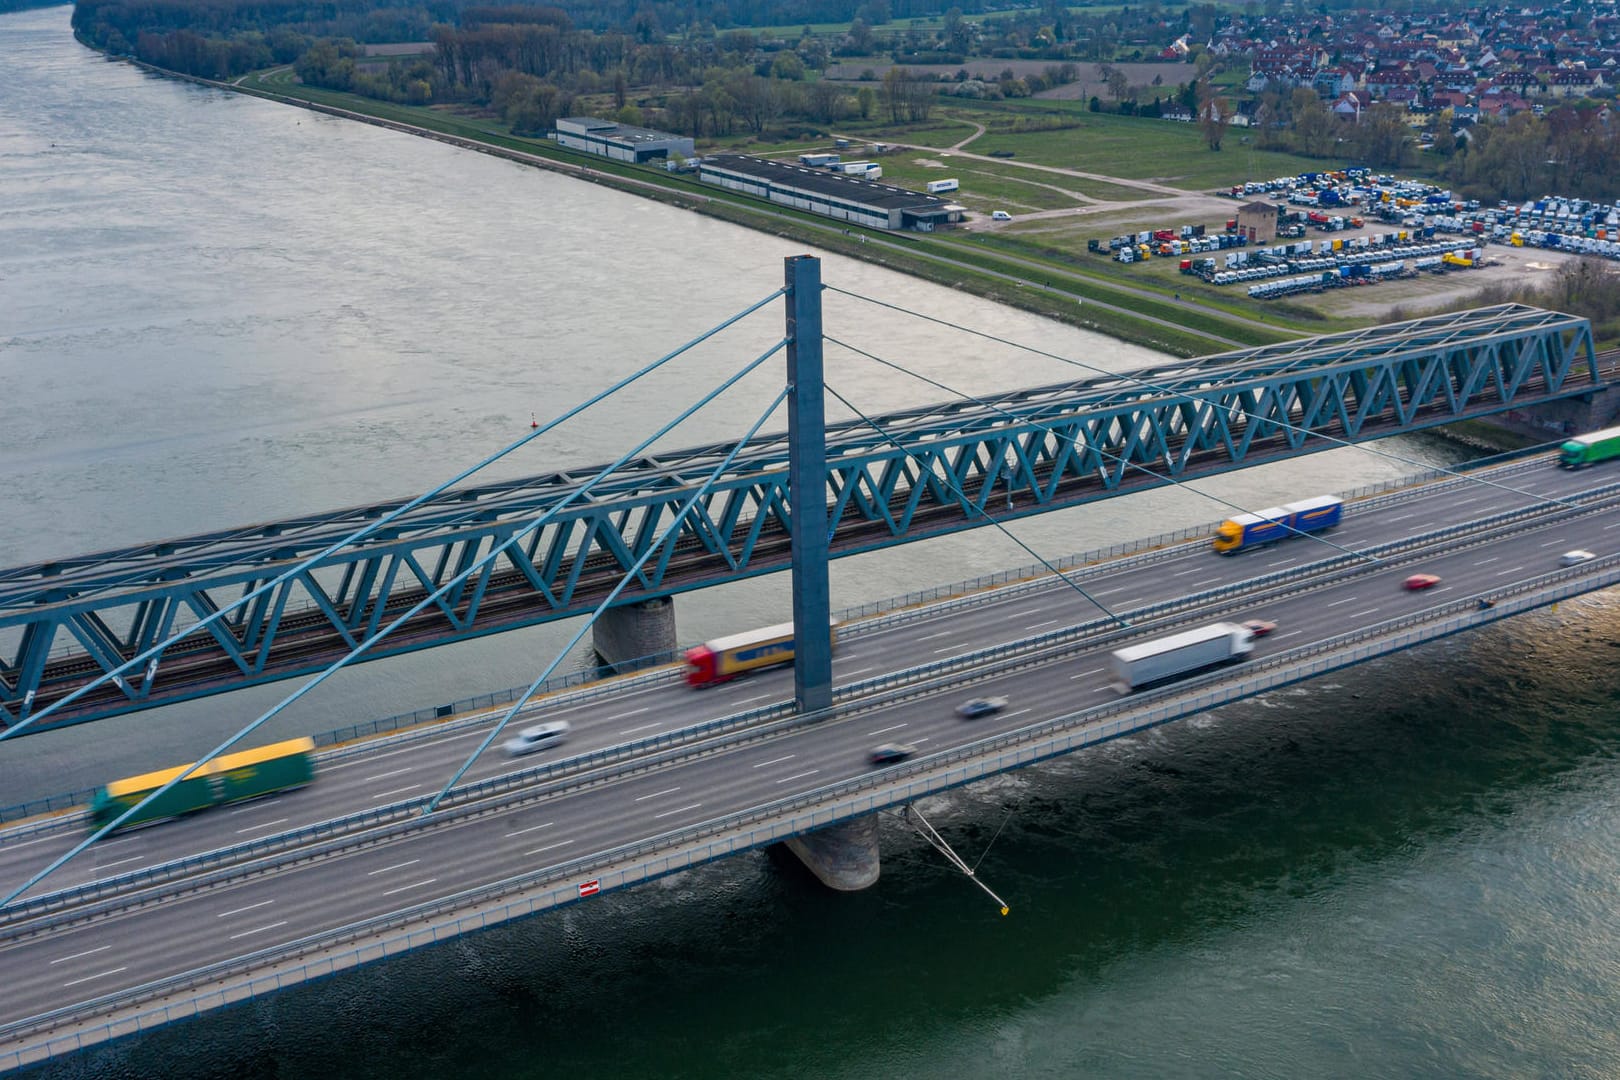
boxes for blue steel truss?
[0,304,1599,731]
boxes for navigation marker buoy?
[531,412,538,429]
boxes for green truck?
[89,737,316,831]
[1559,426,1620,468]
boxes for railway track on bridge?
[8,466,1619,941]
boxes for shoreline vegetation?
[164,60,1296,358]
[103,51,1574,453]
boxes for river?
[5,7,1620,1077]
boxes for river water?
[6,7,1620,1077]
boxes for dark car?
[955,695,1009,719]
[1241,619,1277,638]
[1403,573,1441,591]
[868,742,917,765]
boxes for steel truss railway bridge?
[0,295,1602,732]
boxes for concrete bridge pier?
[785,814,882,891]
[593,597,678,673]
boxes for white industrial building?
[698,154,964,232]
[553,117,695,164]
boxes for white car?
[503,720,570,757]
[990,210,1013,221]
[1559,549,1596,566]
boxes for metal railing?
[6,548,1609,1069]
[0,444,1564,831]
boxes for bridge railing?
[0,445,1562,830]
[12,472,1614,930]
[5,549,1614,1066]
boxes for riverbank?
[116,59,1268,357]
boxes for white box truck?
[926,178,960,194]
[1108,622,1254,692]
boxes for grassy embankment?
[234,68,1472,354]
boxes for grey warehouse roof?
[704,154,956,213]
[557,117,684,145]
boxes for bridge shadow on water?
[24,596,1620,1080]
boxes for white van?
[503,720,571,757]
[991,210,1013,221]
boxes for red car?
[1241,619,1277,638]
[1403,573,1441,591]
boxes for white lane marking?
[933,645,973,655]
[95,855,143,869]
[1090,686,1113,694]
[917,630,955,641]
[505,822,554,838]
[1540,539,1566,547]
[62,967,127,988]
[1172,567,1205,577]
[870,723,908,735]
[1386,514,1413,522]
[634,787,680,802]
[731,693,774,704]
[753,755,795,769]
[1604,521,1620,531]
[50,945,111,965]
[364,767,413,782]
[1326,596,1358,607]
[228,920,289,940]
[0,834,58,850]
[775,770,820,784]
[367,859,421,876]
[1495,566,1525,576]
[1068,666,1103,680]
[1091,587,1124,597]
[1349,608,1381,619]
[621,722,662,735]
[1025,619,1060,630]
[1277,630,1305,639]
[235,818,288,835]
[654,802,702,820]
[1005,708,1032,718]
[216,899,276,919]
[371,785,419,800]
[608,707,650,720]
[1021,606,1047,615]
[526,840,574,856]
[1475,556,1500,566]
[839,666,876,677]
[381,879,436,898]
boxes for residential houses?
[1210,2,1620,127]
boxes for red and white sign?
[577,879,600,898]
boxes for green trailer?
[1559,426,1620,468]
[211,737,316,804]
[88,737,317,833]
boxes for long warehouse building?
[698,154,964,232]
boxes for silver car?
[503,720,570,757]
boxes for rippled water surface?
[6,8,1620,1078]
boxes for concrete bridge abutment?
[1502,387,1620,441]
[592,597,678,673]
[784,814,882,891]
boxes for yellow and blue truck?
[1211,495,1342,554]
